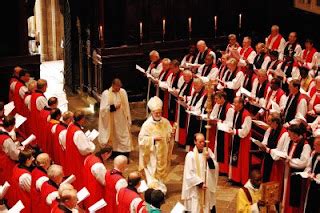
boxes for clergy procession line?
[0,24,320,213]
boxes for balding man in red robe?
[104,155,128,212]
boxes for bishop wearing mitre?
[138,96,175,194]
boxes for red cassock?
[39,180,59,212]
[7,164,32,213]
[38,108,51,153]
[104,169,125,213]
[30,91,46,146]
[0,133,16,185]
[24,93,33,136]
[117,187,146,213]
[239,47,254,72]
[52,122,67,166]
[65,123,86,190]
[12,80,27,116]
[230,109,251,185]
[83,154,104,212]
[30,166,47,213]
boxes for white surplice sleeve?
[2,137,20,161]
[262,128,271,145]
[270,132,290,161]
[19,173,32,192]
[73,131,95,155]
[183,152,203,188]
[91,162,107,186]
[36,96,48,111]
[289,144,311,169]
[234,116,252,138]
[225,72,245,90]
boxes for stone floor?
[68,94,238,212]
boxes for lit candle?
[214,16,218,30]
[139,22,143,36]
[239,13,242,29]
[162,19,166,35]
[99,25,103,40]
[188,17,192,33]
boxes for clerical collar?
[73,122,83,130]
[59,121,68,128]
[18,163,34,172]
[127,185,139,194]
[111,168,123,176]
[35,90,44,94]
[152,117,162,122]
[48,179,59,189]
[36,165,47,174]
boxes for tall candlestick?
[239,13,242,29]
[214,16,218,30]
[188,17,192,33]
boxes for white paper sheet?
[61,174,76,185]
[4,102,15,116]
[85,130,91,137]
[252,120,269,128]
[270,100,281,113]
[21,134,36,146]
[158,81,168,90]
[0,181,10,197]
[135,64,146,73]
[250,137,263,147]
[137,180,149,193]
[300,88,309,97]
[14,113,27,129]
[77,187,90,204]
[171,202,186,213]
[8,200,25,213]
[294,172,310,179]
[272,149,288,159]
[240,87,252,97]
[88,129,99,141]
[88,199,107,212]
[217,122,232,133]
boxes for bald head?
[62,111,74,124]
[13,66,23,77]
[197,40,207,52]
[37,79,47,92]
[114,155,128,172]
[128,171,142,188]
[36,153,51,170]
[47,164,64,185]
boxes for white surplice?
[98,88,132,152]
[181,147,218,213]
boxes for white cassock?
[181,147,218,213]
[98,88,132,153]
[138,116,173,194]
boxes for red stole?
[267,34,283,50]
[302,48,317,63]
[311,92,320,112]
[104,170,124,213]
[240,47,254,59]
[65,123,85,190]
[83,155,104,212]
[31,167,47,213]
[8,77,18,102]
[0,133,16,184]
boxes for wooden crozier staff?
[201,81,214,213]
